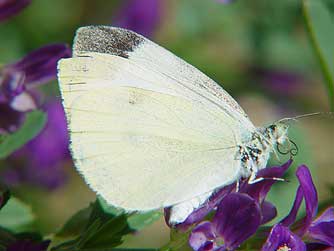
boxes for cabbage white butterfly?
[57,26,294,225]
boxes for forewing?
[58,26,254,210]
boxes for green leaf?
[159,229,191,251]
[51,200,132,251]
[0,110,47,159]
[0,197,35,232]
[98,196,162,231]
[302,0,334,110]
[79,215,130,249]
[127,210,162,231]
[0,191,10,210]
[95,196,124,218]
[52,197,163,251]
[56,206,92,238]
[0,227,16,248]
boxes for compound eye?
[269,125,277,131]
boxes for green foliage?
[51,200,130,251]
[56,207,92,239]
[127,210,162,231]
[160,229,191,251]
[51,198,162,251]
[0,191,10,210]
[303,0,334,110]
[0,196,35,232]
[98,196,163,231]
[0,111,47,159]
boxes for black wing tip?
[73,25,144,58]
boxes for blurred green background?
[0,0,333,248]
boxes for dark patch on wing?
[73,26,144,58]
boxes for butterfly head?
[266,122,289,145]
[265,122,299,157]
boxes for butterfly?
[57,26,295,225]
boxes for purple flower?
[189,193,262,251]
[167,160,292,230]
[306,207,334,248]
[1,44,71,97]
[167,160,331,251]
[281,166,318,235]
[0,0,31,22]
[263,165,333,250]
[113,0,162,37]
[1,99,70,189]
[0,103,25,133]
[7,239,50,251]
[261,224,306,251]
[252,67,304,96]
[0,44,71,133]
[25,100,70,168]
[189,222,218,251]
[22,99,70,188]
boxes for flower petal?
[281,165,318,234]
[0,0,31,22]
[189,221,217,251]
[308,222,334,247]
[20,100,70,188]
[113,0,162,37]
[5,44,71,86]
[296,166,318,235]
[213,193,261,250]
[261,224,306,251]
[312,207,334,224]
[165,161,291,230]
[0,103,25,134]
[307,207,334,247]
[306,243,332,251]
[165,183,235,230]
[10,91,38,112]
[261,201,277,225]
[0,70,25,99]
[239,160,292,203]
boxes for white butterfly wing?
[58,26,255,210]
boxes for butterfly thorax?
[237,122,289,179]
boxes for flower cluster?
[0,44,71,133]
[165,161,334,251]
[0,1,71,189]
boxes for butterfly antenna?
[278,112,334,124]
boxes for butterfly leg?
[235,179,240,192]
[248,174,286,185]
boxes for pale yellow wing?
[57,26,255,210]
